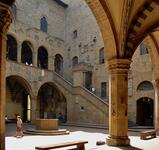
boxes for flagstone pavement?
[5,123,159,150]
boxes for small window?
[137,81,153,91]
[101,82,107,98]
[40,17,48,33]
[140,42,148,55]
[99,47,104,64]
[73,30,78,39]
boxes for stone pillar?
[30,95,39,123]
[48,55,54,71]
[153,80,159,131]
[17,41,21,63]
[0,2,14,150]
[106,59,131,146]
[33,51,37,67]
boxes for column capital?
[0,2,13,34]
[108,59,131,73]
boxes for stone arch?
[144,34,159,78]
[125,1,159,58]
[21,41,33,65]
[54,54,63,76]
[6,34,17,61]
[37,82,67,123]
[137,81,154,91]
[7,32,18,41]
[6,75,33,122]
[136,97,154,126]
[37,46,48,69]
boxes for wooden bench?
[140,129,156,140]
[35,140,88,150]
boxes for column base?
[106,136,130,146]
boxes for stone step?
[24,129,70,135]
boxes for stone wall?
[128,46,154,125]
[5,0,155,126]
[63,0,108,100]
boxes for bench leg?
[77,144,85,150]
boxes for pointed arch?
[37,82,67,122]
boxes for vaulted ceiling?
[86,0,159,60]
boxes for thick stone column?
[0,2,14,150]
[106,59,131,146]
[153,80,159,130]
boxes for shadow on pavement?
[118,146,142,150]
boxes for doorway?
[136,97,153,126]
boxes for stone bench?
[35,140,88,150]
[140,129,156,140]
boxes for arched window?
[54,54,63,76]
[99,47,104,64]
[72,56,78,66]
[12,4,17,17]
[40,17,48,33]
[38,47,48,69]
[140,42,148,55]
[137,81,153,91]
[21,41,33,65]
[6,35,17,61]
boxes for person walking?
[15,115,24,137]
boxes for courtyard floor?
[5,123,159,150]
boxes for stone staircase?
[53,72,109,113]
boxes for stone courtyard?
[5,123,159,150]
[1,0,159,149]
